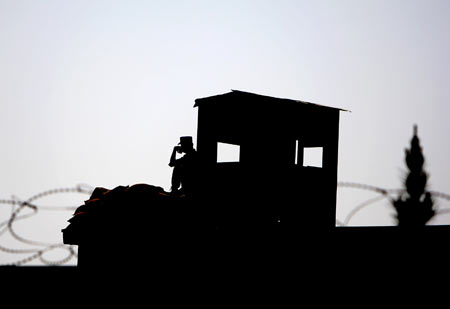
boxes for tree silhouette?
[392,125,435,226]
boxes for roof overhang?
[194,89,349,112]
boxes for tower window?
[303,147,323,168]
[217,142,240,163]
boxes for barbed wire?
[1,182,449,266]
[0,184,93,266]
[337,182,450,226]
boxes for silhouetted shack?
[194,90,346,228]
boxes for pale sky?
[1,0,450,265]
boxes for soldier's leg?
[171,166,182,192]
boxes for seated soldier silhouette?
[169,136,199,196]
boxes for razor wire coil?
[1,182,449,266]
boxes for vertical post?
[322,112,340,227]
[296,139,304,166]
[196,105,217,165]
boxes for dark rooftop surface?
[194,89,349,112]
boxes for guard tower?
[194,90,346,229]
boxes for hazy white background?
[1,0,450,265]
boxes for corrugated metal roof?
[194,89,349,112]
